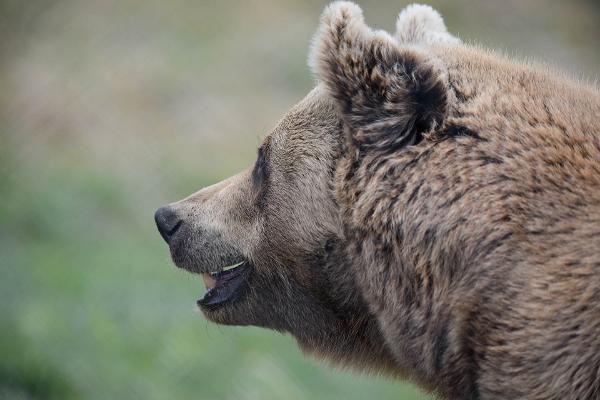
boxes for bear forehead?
[265,85,340,154]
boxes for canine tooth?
[222,261,245,272]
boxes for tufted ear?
[309,1,449,153]
[395,4,460,45]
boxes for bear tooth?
[222,261,245,272]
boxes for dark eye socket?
[252,146,267,186]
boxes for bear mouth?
[197,261,252,309]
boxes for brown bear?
[154,2,600,399]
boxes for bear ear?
[395,4,460,45]
[309,1,448,153]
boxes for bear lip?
[202,260,245,290]
[197,261,251,309]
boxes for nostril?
[154,206,183,243]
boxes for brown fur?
[156,2,600,399]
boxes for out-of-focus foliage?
[1,1,598,399]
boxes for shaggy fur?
[156,3,600,399]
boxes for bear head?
[155,1,453,375]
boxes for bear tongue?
[202,273,216,290]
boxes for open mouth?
[197,261,252,309]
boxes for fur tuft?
[308,1,366,75]
[395,4,460,44]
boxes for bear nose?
[154,206,182,244]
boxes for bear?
[154,2,600,399]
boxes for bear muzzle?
[154,204,253,309]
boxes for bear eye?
[252,146,267,187]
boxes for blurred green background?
[1,1,598,399]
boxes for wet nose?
[154,206,182,244]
